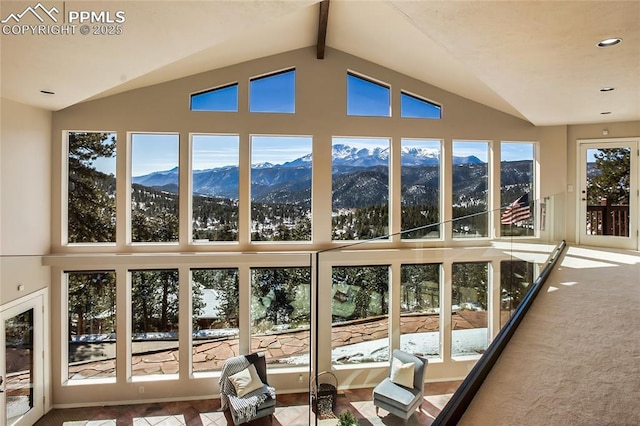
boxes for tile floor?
[34,381,461,426]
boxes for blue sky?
[191,84,238,112]
[401,92,441,119]
[251,136,312,165]
[250,70,295,113]
[192,134,239,170]
[131,134,179,176]
[347,74,390,116]
[453,141,535,162]
[453,141,489,162]
[500,142,534,162]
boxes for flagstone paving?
[65,312,484,379]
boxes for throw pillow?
[390,357,414,388]
[229,364,264,397]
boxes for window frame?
[189,133,241,244]
[249,134,313,243]
[128,132,181,245]
[400,138,443,240]
[331,136,392,241]
[451,140,492,240]
[499,141,538,239]
[63,269,118,385]
[450,261,490,360]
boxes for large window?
[346,73,391,117]
[451,262,488,357]
[57,58,554,397]
[400,264,441,359]
[67,132,116,243]
[131,133,179,243]
[332,137,390,240]
[331,265,389,364]
[192,134,239,242]
[131,270,179,377]
[67,271,116,381]
[251,136,312,241]
[190,83,238,112]
[249,69,295,113]
[452,141,489,238]
[250,267,311,366]
[401,139,441,239]
[501,142,535,236]
[191,269,239,373]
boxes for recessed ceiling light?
[40,90,55,95]
[600,87,615,92]
[600,111,612,115]
[597,38,622,47]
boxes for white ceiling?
[1,0,638,126]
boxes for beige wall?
[0,98,51,305]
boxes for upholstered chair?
[372,349,428,423]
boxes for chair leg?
[375,406,379,416]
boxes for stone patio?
[63,311,486,380]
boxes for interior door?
[1,293,45,426]
[578,139,639,250]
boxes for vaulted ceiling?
[1,0,638,126]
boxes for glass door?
[1,293,45,426]
[579,139,638,250]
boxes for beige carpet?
[461,246,640,426]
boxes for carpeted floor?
[460,246,640,426]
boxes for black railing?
[433,240,566,426]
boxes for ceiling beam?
[316,0,330,59]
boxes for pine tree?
[587,148,630,205]
[68,132,116,242]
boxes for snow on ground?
[276,328,488,365]
[331,328,488,363]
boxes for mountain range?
[133,144,484,200]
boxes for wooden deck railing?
[586,200,629,237]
